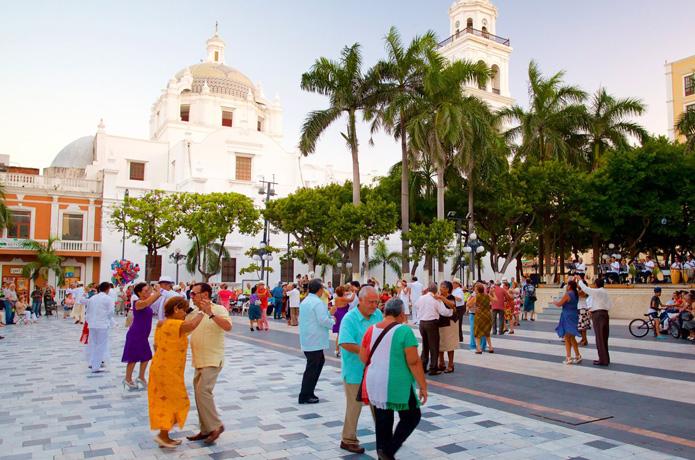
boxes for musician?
[607,257,620,284]
[575,258,586,275]
[643,256,655,283]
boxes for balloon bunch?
[111,259,140,286]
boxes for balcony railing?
[0,172,102,194]
[438,27,511,48]
[0,238,101,252]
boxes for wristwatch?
[208,314,216,320]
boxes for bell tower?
[205,22,225,64]
[437,0,514,110]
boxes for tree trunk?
[467,169,475,234]
[382,261,386,286]
[516,252,523,283]
[592,233,600,280]
[538,231,544,276]
[363,238,369,282]
[436,166,445,279]
[424,253,432,285]
[559,232,566,282]
[348,111,361,281]
[400,122,410,277]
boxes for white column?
[50,196,59,237]
[87,199,95,242]
[85,257,93,285]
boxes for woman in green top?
[359,298,427,460]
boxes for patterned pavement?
[0,316,689,460]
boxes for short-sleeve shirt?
[188,304,231,368]
[491,286,506,310]
[338,308,383,384]
[361,323,419,410]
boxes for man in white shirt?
[452,278,465,342]
[642,256,655,283]
[408,276,424,324]
[152,275,182,321]
[576,275,612,366]
[607,257,620,284]
[85,282,115,373]
[414,282,453,375]
[287,283,301,326]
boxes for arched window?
[466,18,473,29]
[477,60,487,90]
[214,51,219,62]
[482,26,489,38]
[491,65,500,94]
[455,20,460,36]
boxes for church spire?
[205,23,225,64]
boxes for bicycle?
[628,313,679,338]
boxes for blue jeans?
[469,313,486,351]
[272,298,283,319]
[32,299,41,317]
[4,300,14,325]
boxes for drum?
[671,269,681,284]
[656,269,664,282]
[685,269,694,283]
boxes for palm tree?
[368,240,402,286]
[501,61,587,165]
[300,43,374,276]
[585,88,647,170]
[185,238,230,282]
[500,61,587,277]
[21,237,64,287]
[0,184,10,231]
[367,27,437,275]
[676,108,695,154]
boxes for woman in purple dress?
[122,282,161,390]
[332,285,354,357]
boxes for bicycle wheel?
[629,318,650,338]
[669,322,681,339]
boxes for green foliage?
[240,264,274,276]
[676,108,695,154]
[110,190,181,256]
[368,239,402,284]
[21,237,65,286]
[405,220,455,274]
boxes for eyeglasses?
[190,292,199,297]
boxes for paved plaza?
[0,313,693,460]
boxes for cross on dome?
[206,23,225,64]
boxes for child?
[217,283,233,312]
[63,292,75,319]
[256,282,271,331]
[15,296,33,324]
[248,287,261,331]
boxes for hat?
[158,275,175,284]
[452,277,461,285]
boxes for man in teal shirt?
[338,285,383,454]
[298,279,335,404]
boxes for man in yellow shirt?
[185,282,232,444]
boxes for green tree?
[184,238,230,280]
[367,27,437,275]
[179,192,261,282]
[0,184,10,231]
[405,220,455,281]
[300,43,375,277]
[21,237,65,287]
[110,190,181,258]
[676,108,695,154]
[368,239,402,285]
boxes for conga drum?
[685,269,694,283]
[671,269,681,284]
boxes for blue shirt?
[299,293,335,352]
[338,307,383,384]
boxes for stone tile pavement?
[0,318,685,459]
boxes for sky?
[1,0,694,176]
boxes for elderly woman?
[148,296,208,448]
[471,283,495,354]
[359,298,426,459]
[121,282,161,390]
[437,281,458,373]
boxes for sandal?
[475,350,483,354]
[488,349,495,354]
[444,367,455,373]
[573,355,583,364]
[563,358,574,365]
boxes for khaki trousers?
[342,382,374,445]
[193,366,222,433]
[71,303,85,322]
[290,307,299,326]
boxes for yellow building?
[665,54,695,142]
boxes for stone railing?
[0,238,101,252]
[0,172,102,194]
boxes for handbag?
[356,321,399,403]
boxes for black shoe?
[250,327,254,331]
[298,397,320,404]
[428,370,442,376]
[255,327,260,331]
[340,442,365,454]
[592,360,609,366]
[377,449,396,460]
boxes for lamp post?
[169,249,185,284]
[258,175,277,284]
[336,260,353,285]
[121,188,129,260]
[463,232,485,283]
[252,241,274,283]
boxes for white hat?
[158,275,175,284]
[452,277,462,285]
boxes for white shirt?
[452,287,465,307]
[153,288,183,321]
[609,261,620,273]
[287,288,300,308]
[575,263,586,273]
[644,260,655,270]
[414,293,453,321]
[409,281,424,304]
[85,292,115,329]
[578,281,612,312]
[348,291,359,311]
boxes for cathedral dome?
[50,135,94,168]
[174,62,255,99]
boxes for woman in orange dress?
[148,296,207,448]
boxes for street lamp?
[258,176,278,284]
[169,249,186,284]
[121,188,129,260]
[446,211,465,284]
[463,232,485,282]
[253,240,274,283]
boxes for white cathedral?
[45,0,514,285]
